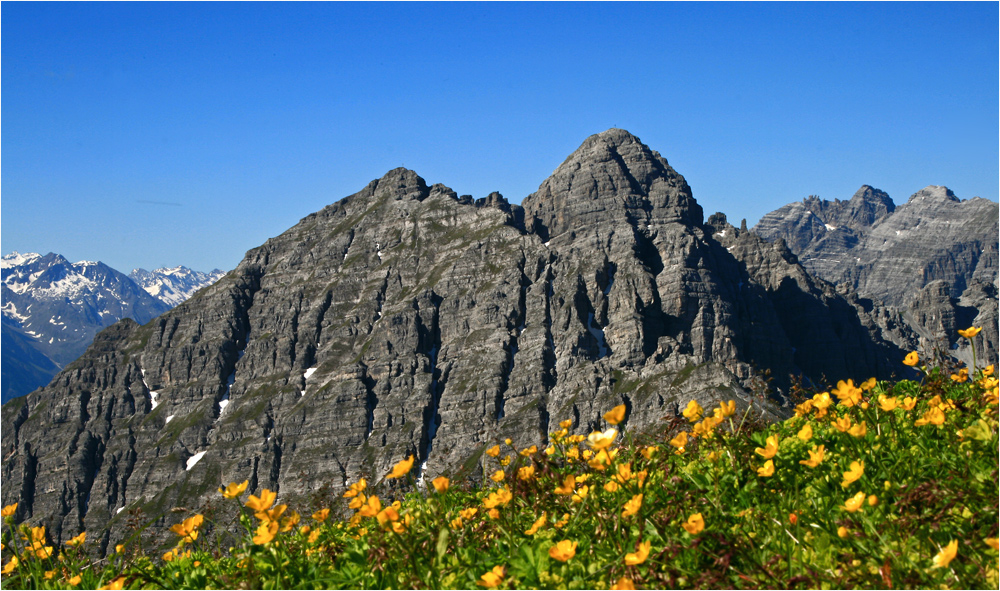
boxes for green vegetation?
[2,329,998,589]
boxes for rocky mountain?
[753,185,999,367]
[1,254,224,404]
[1,130,916,553]
[129,266,226,307]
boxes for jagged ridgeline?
[1,129,911,551]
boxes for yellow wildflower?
[386,454,414,479]
[218,480,249,499]
[348,494,367,510]
[877,395,898,411]
[68,575,82,586]
[915,407,946,427]
[668,431,688,449]
[256,504,288,524]
[1,504,17,518]
[504,438,512,445]
[682,399,704,422]
[755,435,779,459]
[343,478,367,498]
[519,445,537,457]
[867,495,878,506]
[707,450,722,462]
[358,495,382,517]
[757,459,775,477]
[98,577,126,590]
[429,475,449,492]
[833,379,862,407]
[848,422,867,438]
[253,520,279,545]
[499,455,512,467]
[622,494,643,518]
[478,565,505,588]
[312,508,330,522]
[833,415,852,432]
[115,544,124,554]
[800,444,825,468]
[483,486,512,509]
[491,470,505,483]
[718,399,736,417]
[554,474,577,495]
[932,540,959,568]
[903,351,919,366]
[525,513,547,535]
[794,399,814,417]
[66,531,87,547]
[485,445,500,458]
[308,530,320,544]
[1,557,18,574]
[545,446,555,455]
[559,419,573,429]
[640,445,659,459]
[951,368,969,383]
[861,377,877,391]
[984,538,999,550]
[170,514,204,542]
[604,481,620,493]
[611,577,636,590]
[554,513,571,528]
[958,326,982,339]
[604,404,626,425]
[571,485,590,504]
[517,466,535,481]
[837,526,849,538]
[548,539,577,562]
[625,540,652,565]
[682,513,705,535]
[797,423,813,441]
[842,461,864,487]
[843,491,866,513]
[460,507,478,520]
[279,511,300,532]
[246,489,276,513]
[902,396,917,410]
[450,517,463,529]
[587,428,617,450]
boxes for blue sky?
[3,2,997,274]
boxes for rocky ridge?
[753,185,998,367]
[2,130,915,553]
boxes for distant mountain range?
[753,184,998,367]
[1,253,224,403]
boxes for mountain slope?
[1,130,913,551]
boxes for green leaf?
[435,527,450,564]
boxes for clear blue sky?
[3,2,997,274]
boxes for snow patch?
[376,243,383,261]
[824,224,837,231]
[544,241,551,247]
[165,415,175,424]
[185,451,207,471]
[1,252,42,269]
[304,367,317,380]
[218,399,230,413]
[586,312,610,359]
[715,229,727,238]
[116,507,124,515]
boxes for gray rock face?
[2,129,912,552]
[754,185,999,365]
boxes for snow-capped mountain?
[1,252,225,404]
[129,266,225,307]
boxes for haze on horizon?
[2,2,997,274]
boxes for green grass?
[2,334,998,589]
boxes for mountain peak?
[908,185,960,204]
[523,130,702,239]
